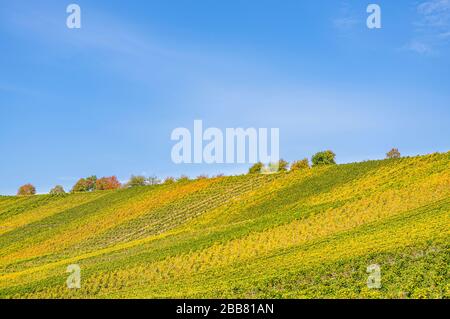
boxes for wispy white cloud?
[439,30,450,38]
[0,2,274,99]
[403,40,435,55]
[417,0,450,27]
[405,0,450,54]
[332,1,361,32]
[0,84,39,96]
[333,17,359,30]
[2,3,182,61]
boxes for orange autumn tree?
[17,184,36,196]
[96,176,121,190]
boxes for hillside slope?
[0,152,449,299]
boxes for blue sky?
[0,0,449,195]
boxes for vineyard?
[0,152,449,298]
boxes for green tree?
[17,184,36,196]
[291,158,310,171]
[248,162,263,174]
[71,178,88,193]
[312,150,336,166]
[386,148,401,159]
[71,175,97,193]
[126,175,147,188]
[278,159,289,172]
[177,175,190,182]
[164,177,175,184]
[85,175,97,191]
[49,185,66,195]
